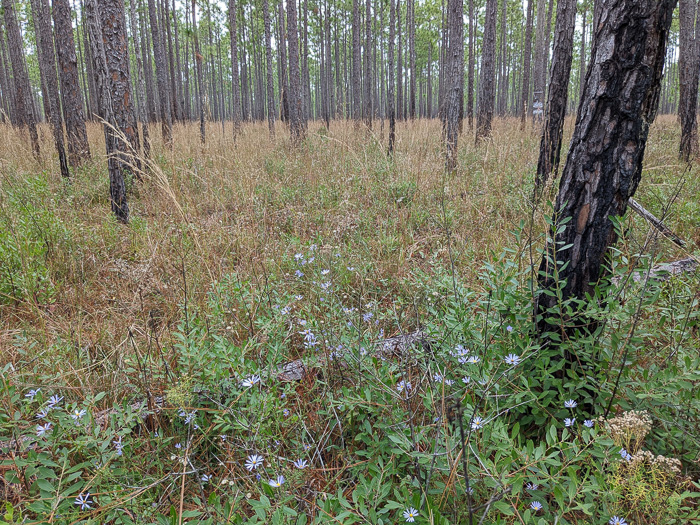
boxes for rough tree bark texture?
[536,0,677,335]
[520,0,534,126]
[388,0,396,154]
[85,0,129,223]
[364,0,372,129]
[261,0,274,137]
[678,0,700,161]
[99,0,139,163]
[31,0,70,178]
[444,0,462,172]
[535,0,577,187]
[52,0,91,166]
[3,0,40,158]
[287,0,305,142]
[148,0,172,145]
[475,0,497,144]
[532,0,547,117]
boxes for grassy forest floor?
[0,116,699,524]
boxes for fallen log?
[628,197,687,248]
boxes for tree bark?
[191,0,205,143]
[52,0,91,165]
[32,0,70,178]
[536,0,677,336]
[535,0,577,187]
[287,0,305,142]
[352,0,362,126]
[148,0,173,145]
[519,0,534,126]
[3,0,40,159]
[261,0,274,136]
[408,0,416,119]
[85,0,129,223]
[229,0,243,136]
[445,0,463,171]
[467,0,474,129]
[364,0,372,128]
[128,0,150,157]
[475,0,497,144]
[678,0,700,161]
[388,0,396,153]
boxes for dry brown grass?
[0,115,696,397]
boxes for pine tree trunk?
[148,0,173,145]
[3,0,40,158]
[445,0,463,172]
[191,0,205,142]
[229,0,243,136]
[475,0,497,144]
[364,0,372,128]
[278,1,289,123]
[0,23,12,124]
[52,0,91,165]
[172,0,184,119]
[467,0,474,129]
[388,0,396,153]
[535,0,577,187]
[532,0,546,120]
[287,0,305,142]
[31,0,70,177]
[678,0,700,161]
[85,0,129,223]
[396,0,402,122]
[536,0,677,336]
[519,0,534,126]
[409,0,416,119]
[352,0,361,126]
[128,0,150,157]
[98,0,139,161]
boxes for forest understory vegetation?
[0,116,699,524]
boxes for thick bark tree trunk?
[3,0,40,159]
[467,0,474,130]
[678,0,700,161]
[85,0,129,223]
[32,0,70,178]
[98,0,139,162]
[536,0,677,336]
[475,0,497,144]
[52,0,91,165]
[535,0,577,187]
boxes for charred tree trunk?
[535,0,577,187]
[678,0,700,161]
[52,0,91,165]
[445,0,463,172]
[32,0,70,178]
[85,0,129,223]
[536,0,677,337]
[475,0,497,144]
[3,0,40,159]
